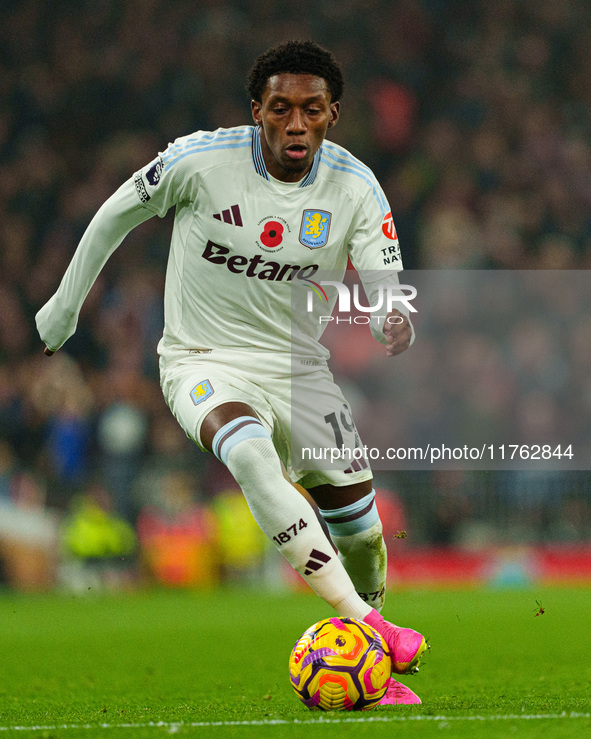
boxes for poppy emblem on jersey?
[300,210,331,248]
[190,379,214,405]
[260,220,284,248]
[382,211,398,240]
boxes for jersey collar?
[251,126,320,188]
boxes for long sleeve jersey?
[36,126,409,362]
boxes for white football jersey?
[134,125,403,361]
[36,125,405,362]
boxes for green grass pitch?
[1,586,590,738]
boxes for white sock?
[319,492,388,612]
[216,418,371,618]
[331,523,387,611]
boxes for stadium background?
[1,0,590,592]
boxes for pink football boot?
[379,678,422,705]
[364,608,429,675]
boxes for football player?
[37,40,427,704]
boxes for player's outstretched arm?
[36,178,153,355]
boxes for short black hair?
[247,40,344,103]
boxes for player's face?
[252,73,340,182]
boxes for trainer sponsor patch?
[190,379,214,405]
[381,211,398,240]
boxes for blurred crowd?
[1,0,591,589]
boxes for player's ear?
[327,101,340,129]
[251,100,262,126]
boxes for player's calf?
[319,491,387,611]
[213,416,372,618]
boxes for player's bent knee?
[212,416,284,488]
[318,489,381,539]
[212,416,273,465]
[200,402,259,451]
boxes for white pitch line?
[0,713,590,731]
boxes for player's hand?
[383,309,412,357]
[43,346,55,356]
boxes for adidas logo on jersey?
[213,204,243,227]
[202,240,319,282]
